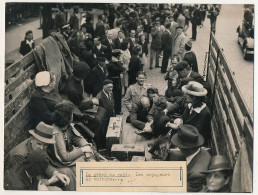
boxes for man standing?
[169,14,179,58]
[170,124,211,192]
[102,30,114,61]
[190,5,202,41]
[68,6,79,31]
[95,14,106,38]
[150,21,162,69]
[183,41,199,73]
[128,29,137,54]
[113,30,125,49]
[54,4,66,31]
[96,79,115,130]
[177,9,186,30]
[92,37,108,59]
[161,23,172,73]
[173,26,187,60]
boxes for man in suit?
[173,26,187,60]
[113,30,125,49]
[96,79,115,130]
[130,96,152,130]
[95,14,106,38]
[54,4,66,31]
[190,5,202,41]
[169,15,179,57]
[102,30,114,61]
[128,29,137,54]
[170,124,211,192]
[7,122,71,190]
[136,24,149,43]
[150,21,162,69]
[183,41,199,73]
[111,19,122,40]
[124,71,151,113]
[92,37,108,59]
[161,23,172,73]
[68,6,79,31]
[176,9,186,30]
[174,61,211,96]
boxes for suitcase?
[111,144,145,161]
[106,117,123,156]
[131,156,146,162]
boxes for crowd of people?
[7,3,236,193]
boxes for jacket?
[96,90,115,119]
[151,27,162,50]
[130,101,151,130]
[161,30,172,52]
[173,32,187,59]
[19,40,35,56]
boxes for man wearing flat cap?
[170,124,211,192]
[174,60,211,95]
[7,121,72,190]
[183,41,198,73]
[173,25,187,60]
[107,49,124,114]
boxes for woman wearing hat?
[19,30,35,56]
[200,155,233,192]
[29,71,62,126]
[167,81,211,146]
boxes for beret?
[62,24,70,29]
[112,49,121,55]
[103,79,113,85]
[174,61,189,71]
[186,40,192,48]
[35,71,51,87]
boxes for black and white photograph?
[1,0,255,193]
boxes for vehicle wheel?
[243,48,248,60]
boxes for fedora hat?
[201,155,233,174]
[171,124,204,148]
[29,122,55,144]
[182,81,207,96]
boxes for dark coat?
[61,76,93,110]
[128,55,143,85]
[138,40,148,56]
[54,11,66,30]
[19,40,35,56]
[183,51,199,73]
[101,38,114,61]
[89,65,109,97]
[128,37,137,54]
[191,9,202,25]
[113,37,124,49]
[95,21,106,37]
[96,90,115,120]
[92,44,108,59]
[130,101,151,130]
[161,30,172,52]
[182,104,211,145]
[29,88,63,125]
[80,49,96,70]
[6,164,38,190]
[187,148,211,192]
[68,14,79,30]
[150,27,162,50]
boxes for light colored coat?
[173,32,187,59]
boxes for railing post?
[206,30,215,82]
[210,48,220,116]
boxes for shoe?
[190,38,196,41]
[155,66,161,68]
[149,67,153,70]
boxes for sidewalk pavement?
[5,17,42,62]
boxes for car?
[237,21,254,60]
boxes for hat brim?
[201,168,233,174]
[171,133,204,149]
[29,130,55,144]
[182,85,207,96]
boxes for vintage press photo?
[1,0,255,193]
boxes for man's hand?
[81,145,93,153]
[174,118,183,126]
[48,172,70,186]
[166,122,179,129]
[143,122,152,132]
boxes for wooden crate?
[131,156,146,162]
[111,144,145,161]
[106,117,123,156]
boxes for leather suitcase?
[131,156,146,162]
[106,117,123,156]
[111,144,145,161]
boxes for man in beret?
[173,25,187,60]
[170,124,211,192]
[96,79,115,130]
[174,61,210,95]
[183,41,199,73]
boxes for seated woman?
[29,71,61,125]
[200,155,233,192]
[167,81,211,146]
[48,101,95,173]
